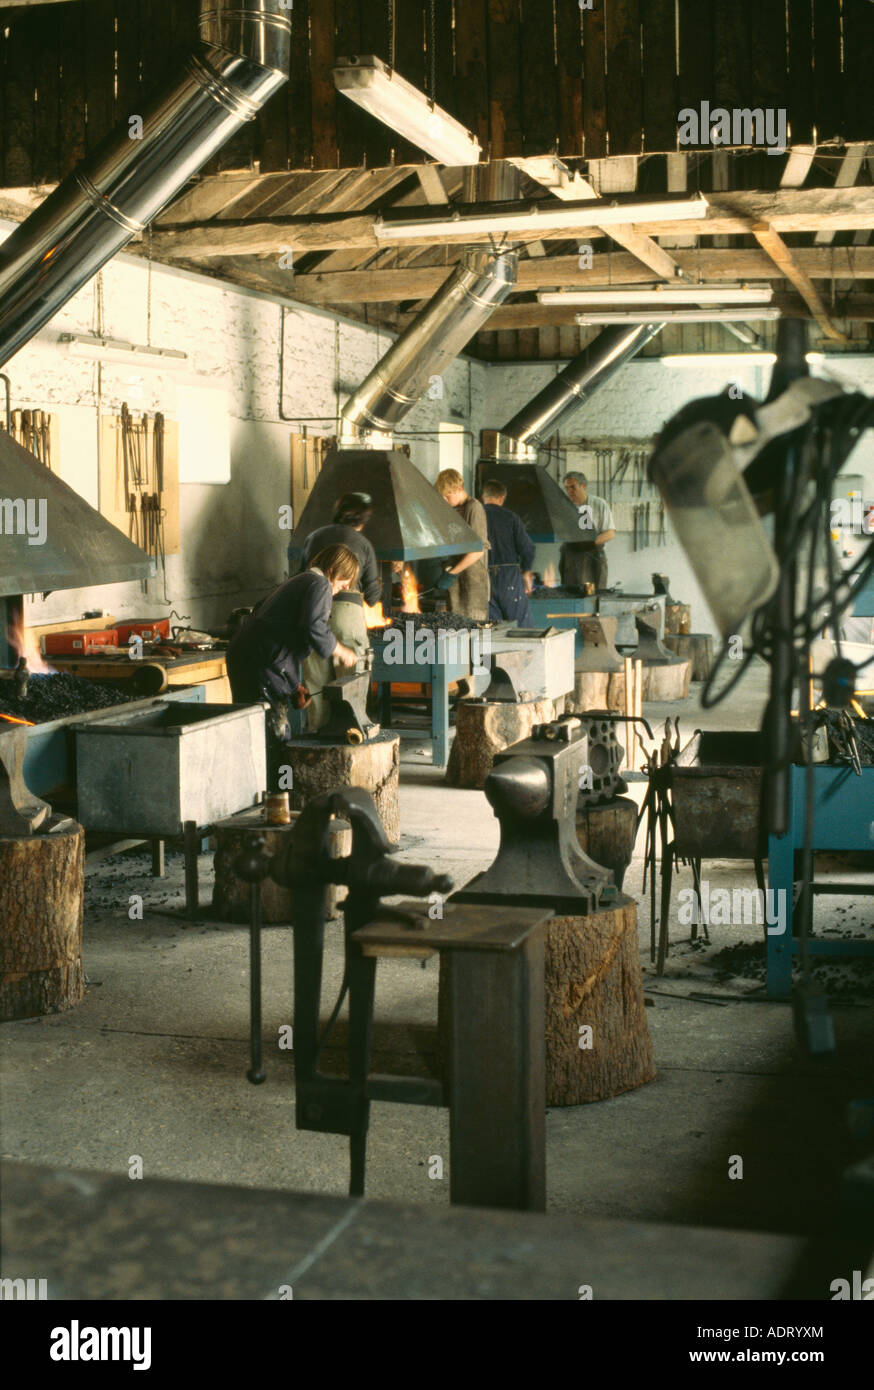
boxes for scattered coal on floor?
[710,937,874,999]
[0,672,136,724]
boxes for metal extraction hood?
[0,428,153,594]
[0,0,291,367]
[474,461,582,543]
[289,449,484,562]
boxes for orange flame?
[400,566,421,614]
[0,711,34,726]
[5,614,55,675]
[363,600,388,630]
[542,563,558,589]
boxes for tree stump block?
[663,633,715,681]
[445,696,567,790]
[545,900,656,1106]
[211,807,352,922]
[0,818,85,1022]
[282,732,400,844]
[570,669,610,713]
[576,796,639,892]
[642,660,691,701]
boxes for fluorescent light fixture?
[334,55,481,165]
[538,285,773,306]
[374,194,708,241]
[661,353,778,367]
[661,352,827,368]
[575,308,782,325]
[60,333,189,370]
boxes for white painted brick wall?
[0,228,490,630]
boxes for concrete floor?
[2,661,873,1255]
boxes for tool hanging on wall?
[11,408,53,467]
[117,402,169,601]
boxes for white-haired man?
[560,471,615,589]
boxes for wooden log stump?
[576,796,639,892]
[282,732,400,844]
[445,696,567,790]
[642,659,691,701]
[0,818,85,1022]
[569,669,610,713]
[211,807,352,922]
[663,633,715,681]
[545,900,656,1106]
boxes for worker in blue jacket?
[481,479,536,625]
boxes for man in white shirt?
[560,471,616,589]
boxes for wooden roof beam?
[509,156,685,282]
[284,246,874,306]
[146,187,874,260]
[479,293,874,331]
[753,223,848,342]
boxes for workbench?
[45,649,228,698]
[370,635,473,768]
[0,1161,813,1300]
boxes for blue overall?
[484,503,536,625]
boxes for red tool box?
[44,629,120,655]
[115,618,171,645]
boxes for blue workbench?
[767,764,874,997]
[370,630,474,768]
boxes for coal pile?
[530,585,587,600]
[0,672,136,724]
[381,611,493,633]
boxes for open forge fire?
[363,566,422,630]
[6,612,55,675]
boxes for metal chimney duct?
[0,1,291,368]
[493,323,664,460]
[340,247,517,444]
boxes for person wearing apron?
[559,471,616,590]
[227,544,360,786]
[434,469,490,621]
[481,478,535,625]
[303,589,371,733]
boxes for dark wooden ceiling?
[1,1,873,361]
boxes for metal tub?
[671,731,767,859]
[74,702,266,836]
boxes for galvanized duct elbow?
[340,247,517,444]
[498,323,664,458]
[0,1,291,368]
